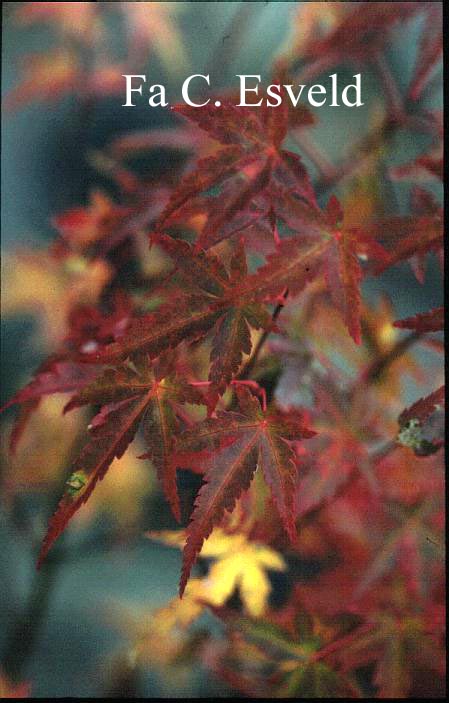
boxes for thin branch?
[236,290,288,383]
[207,3,259,87]
[374,52,404,119]
[1,554,61,682]
[312,622,376,664]
[1,427,86,682]
[290,131,338,182]
[315,114,400,195]
[362,331,422,384]
[223,291,288,412]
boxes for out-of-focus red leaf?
[3,51,80,111]
[394,307,444,333]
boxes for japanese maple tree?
[1,2,444,698]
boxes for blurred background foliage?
[1,2,443,697]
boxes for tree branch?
[236,290,288,383]
[362,331,422,384]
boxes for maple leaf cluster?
[1,2,444,698]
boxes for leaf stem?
[1,427,85,682]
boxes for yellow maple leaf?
[148,528,286,617]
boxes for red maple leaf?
[37,354,203,567]
[171,386,315,595]
[394,307,444,333]
[155,100,317,250]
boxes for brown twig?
[236,291,288,383]
[224,291,288,412]
[207,3,259,87]
[1,427,86,682]
[362,331,422,385]
[315,114,400,195]
[373,52,404,120]
[291,131,338,182]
